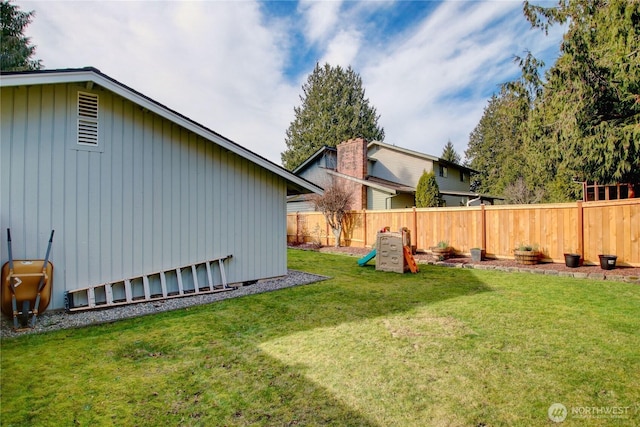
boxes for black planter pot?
[598,254,617,270]
[564,253,581,268]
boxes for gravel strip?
[0,270,328,338]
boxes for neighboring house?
[286,146,337,212]
[1,67,322,311]
[289,138,497,211]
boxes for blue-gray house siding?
[0,68,321,310]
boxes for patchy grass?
[1,249,639,426]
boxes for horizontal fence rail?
[287,199,640,267]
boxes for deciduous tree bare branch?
[311,178,353,247]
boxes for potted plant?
[514,243,540,265]
[431,240,452,260]
[470,248,485,262]
[563,251,581,268]
[598,254,617,270]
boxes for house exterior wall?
[368,188,415,210]
[368,145,433,188]
[296,157,333,188]
[286,200,316,213]
[1,83,288,310]
[368,188,389,210]
[434,161,471,192]
[390,193,416,209]
[441,195,467,207]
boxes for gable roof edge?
[292,145,336,174]
[1,68,322,196]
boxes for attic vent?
[77,92,99,145]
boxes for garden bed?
[289,243,640,281]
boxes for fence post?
[296,212,300,243]
[413,207,417,249]
[363,209,367,247]
[481,203,487,251]
[577,201,584,260]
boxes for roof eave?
[368,140,439,162]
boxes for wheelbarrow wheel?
[20,300,30,326]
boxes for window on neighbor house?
[460,171,465,182]
[439,165,448,178]
[77,92,99,146]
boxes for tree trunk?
[332,226,342,247]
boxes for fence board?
[287,199,639,266]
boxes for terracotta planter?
[514,250,539,265]
[564,253,581,268]
[598,254,617,270]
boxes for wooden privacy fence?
[287,199,640,267]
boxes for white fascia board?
[1,69,95,86]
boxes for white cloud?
[298,0,343,44]
[358,1,558,159]
[321,29,362,67]
[20,0,300,163]
[16,0,563,166]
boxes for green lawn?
[1,249,639,426]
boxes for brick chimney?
[337,138,368,179]
[336,138,368,209]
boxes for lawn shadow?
[0,250,494,426]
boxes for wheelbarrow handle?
[37,230,55,292]
[6,229,14,270]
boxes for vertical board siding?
[288,200,639,266]
[1,84,288,310]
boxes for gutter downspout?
[385,194,399,209]
[467,195,481,206]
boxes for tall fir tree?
[1,0,42,71]
[281,63,384,170]
[466,0,639,203]
[465,87,531,198]
[523,0,640,185]
[441,140,461,164]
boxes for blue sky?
[17,0,564,165]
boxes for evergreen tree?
[523,0,640,185]
[441,140,461,164]
[1,0,42,72]
[415,171,441,208]
[281,63,384,170]
[466,0,638,203]
[464,87,532,197]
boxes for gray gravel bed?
[0,270,328,338]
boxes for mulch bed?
[289,243,640,283]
